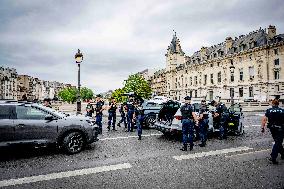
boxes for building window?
[230,72,234,82]
[194,76,198,85]
[230,88,234,97]
[204,75,207,85]
[249,66,254,79]
[210,63,213,67]
[190,77,192,85]
[276,85,280,91]
[274,71,280,80]
[217,62,220,67]
[230,59,233,64]
[190,91,192,97]
[249,54,252,60]
[239,87,243,97]
[217,72,221,83]
[210,74,214,84]
[249,86,253,97]
[195,90,197,98]
[274,59,279,66]
[239,68,243,81]
[274,48,279,55]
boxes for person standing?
[180,96,198,151]
[43,98,52,108]
[198,100,209,147]
[86,100,94,117]
[95,94,104,134]
[261,99,284,164]
[126,95,135,132]
[117,102,127,128]
[108,98,117,131]
[211,100,229,140]
[134,99,144,140]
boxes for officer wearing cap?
[180,96,198,151]
[108,98,117,131]
[210,100,229,140]
[126,94,135,132]
[261,99,284,164]
[198,100,209,147]
[95,94,104,134]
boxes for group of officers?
[85,94,144,140]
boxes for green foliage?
[58,87,94,103]
[123,74,152,99]
[111,88,127,103]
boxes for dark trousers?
[118,113,127,127]
[96,114,103,133]
[127,110,134,132]
[219,114,228,138]
[108,112,116,129]
[136,114,144,137]
[182,119,194,146]
[270,127,284,160]
[199,119,209,144]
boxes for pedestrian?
[134,99,144,140]
[117,102,127,128]
[86,100,94,117]
[126,94,135,132]
[211,100,229,140]
[198,100,209,147]
[180,96,198,151]
[261,99,284,164]
[43,98,52,108]
[108,98,117,131]
[95,94,104,134]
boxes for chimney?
[267,25,276,39]
[225,37,233,53]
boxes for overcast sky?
[0,0,283,93]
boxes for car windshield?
[35,104,66,118]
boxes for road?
[0,112,283,189]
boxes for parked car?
[0,100,99,154]
[155,102,244,137]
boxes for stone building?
[150,25,284,102]
[0,67,18,100]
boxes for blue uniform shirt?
[265,106,284,127]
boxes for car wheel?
[144,114,156,128]
[62,132,85,154]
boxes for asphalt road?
[0,112,283,189]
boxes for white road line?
[244,125,261,128]
[173,146,253,161]
[100,133,163,141]
[225,149,270,158]
[255,114,264,116]
[0,163,132,188]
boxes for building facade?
[150,25,284,102]
[0,67,18,100]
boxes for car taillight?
[174,115,182,120]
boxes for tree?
[123,74,152,99]
[58,87,77,103]
[80,87,94,102]
[111,88,127,103]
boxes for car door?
[0,105,16,145]
[14,105,58,143]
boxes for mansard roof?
[167,32,185,55]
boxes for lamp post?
[75,49,83,114]
[229,62,235,107]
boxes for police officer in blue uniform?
[198,100,209,147]
[211,100,229,140]
[95,94,104,134]
[117,102,127,128]
[261,99,284,164]
[108,98,117,131]
[134,100,144,140]
[180,96,198,151]
[126,94,135,132]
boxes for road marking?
[244,125,261,128]
[100,133,163,141]
[173,146,252,161]
[255,114,264,117]
[225,149,270,158]
[0,163,132,187]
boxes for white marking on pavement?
[0,163,132,188]
[244,125,261,128]
[100,133,163,141]
[225,149,270,158]
[173,146,253,160]
[255,114,264,117]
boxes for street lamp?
[75,49,83,114]
[229,62,235,107]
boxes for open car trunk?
[158,100,181,122]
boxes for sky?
[0,0,284,93]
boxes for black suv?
[0,101,99,154]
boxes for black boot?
[138,135,142,140]
[117,123,121,127]
[189,144,194,151]
[269,158,279,165]
[107,126,110,131]
[199,142,206,147]
[180,144,187,151]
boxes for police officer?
[108,98,117,131]
[95,94,104,134]
[117,102,127,128]
[261,99,284,164]
[211,100,229,140]
[134,100,144,140]
[126,94,135,132]
[198,100,209,147]
[180,96,198,151]
[86,100,94,117]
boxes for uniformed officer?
[108,98,117,131]
[134,100,144,140]
[180,96,198,151]
[211,100,229,140]
[86,100,94,117]
[95,94,104,134]
[117,102,127,128]
[198,100,209,147]
[261,99,284,164]
[126,94,135,132]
